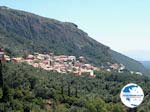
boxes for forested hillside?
[0,62,149,112]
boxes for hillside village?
[13,53,98,77]
[0,48,143,76]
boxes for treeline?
[0,62,149,112]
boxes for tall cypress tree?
[0,60,4,102]
[67,81,71,97]
[61,79,64,95]
[0,60,3,88]
[75,83,78,98]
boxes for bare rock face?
[0,6,148,75]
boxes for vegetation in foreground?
[0,62,149,112]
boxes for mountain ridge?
[0,6,149,75]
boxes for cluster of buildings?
[105,62,126,73]
[0,48,143,76]
[10,53,98,77]
[104,62,143,75]
[0,48,5,62]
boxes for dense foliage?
[0,62,149,112]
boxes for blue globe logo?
[120,83,144,108]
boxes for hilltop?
[0,6,149,75]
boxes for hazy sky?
[0,0,150,60]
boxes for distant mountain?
[141,61,150,69]
[123,50,150,61]
[0,6,149,75]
